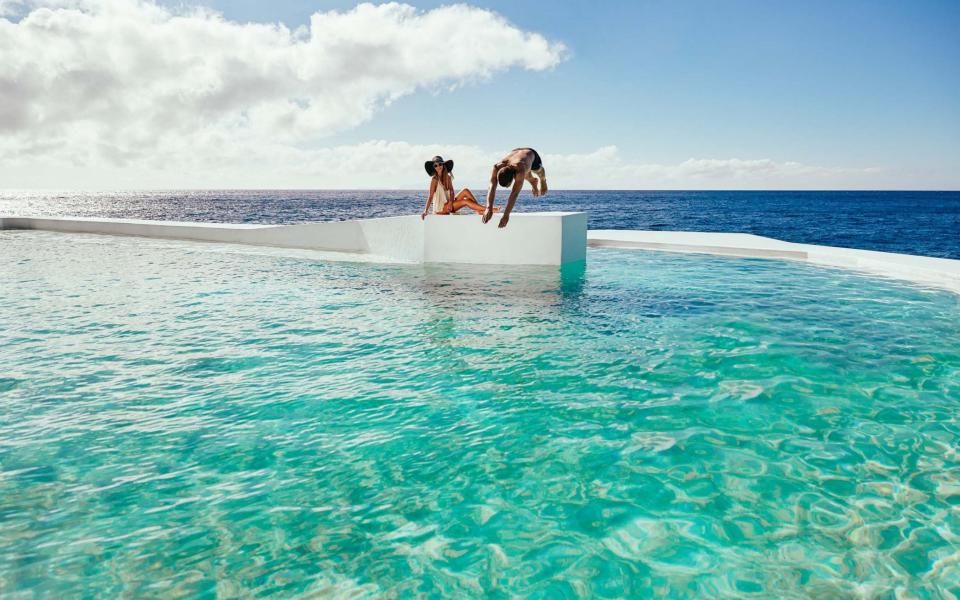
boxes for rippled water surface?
[2,231,960,598]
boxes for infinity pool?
[2,231,959,597]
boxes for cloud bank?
[0,137,893,190]
[0,0,564,168]
[1,0,929,189]
[237,143,888,190]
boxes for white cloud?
[0,138,898,190]
[0,0,565,169]
[274,143,888,190]
[1,1,945,190]
[542,147,889,189]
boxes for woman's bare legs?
[453,189,496,214]
[435,189,499,215]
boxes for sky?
[0,0,957,189]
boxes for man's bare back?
[482,147,548,228]
[501,148,536,172]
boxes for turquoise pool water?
[1,231,959,598]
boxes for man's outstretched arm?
[482,163,502,224]
[498,174,525,228]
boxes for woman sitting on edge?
[420,155,492,219]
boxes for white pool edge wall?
[0,213,588,266]
[589,230,960,295]
[2,215,959,293]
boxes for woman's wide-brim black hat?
[425,156,454,176]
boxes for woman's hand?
[421,210,428,220]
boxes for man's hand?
[498,213,510,228]
[482,207,494,224]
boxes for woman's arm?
[422,178,436,219]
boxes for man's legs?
[533,167,547,195]
[524,171,541,197]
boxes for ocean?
[1,190,958,259]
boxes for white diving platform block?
[0,212,588,266]
[425,212,586,265]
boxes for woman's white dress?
[431,175,453,213]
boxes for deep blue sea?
[2,190,958,259]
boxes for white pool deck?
[590,230,960,294]
[2,214,959,294]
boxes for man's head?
[497,166,516,188]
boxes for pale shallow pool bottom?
[1,231,959,597]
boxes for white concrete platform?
[590,230,960,294]
[0,213,587,266]
[425,212,586,265]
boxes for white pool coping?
[589,230,960,294]
[0,213,588,266]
